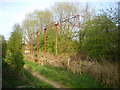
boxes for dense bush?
[0,35,7,60]
[3,24,25,78]
[79,15,119,61]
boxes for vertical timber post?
[55,22,58,55]
[78,15,80,27]
[44,28,46,53]
[36,31,39,54]
[30,34,32,54]
[30,36,32,54]
[34,31,39,62]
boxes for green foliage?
[38,27,78,54]
[0,35,7,59]
[57,32,78,54]
[46,28,56,53]
[3,69,54,88]
[23,69,55,88]
[21,2,83,55]
[38,28,55,53]
[21,2,119,62]
[79,15,119,61]
[22,9,53,45]
[3,24,25,78]
[8,25,23,52]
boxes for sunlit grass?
[25,60,105,88]
[23,69,55,88]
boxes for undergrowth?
[25,60,105,88]
[2,68,55,88]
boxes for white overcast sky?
[0,0,119,40]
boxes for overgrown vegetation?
[22,2,119,62]
[3,24,24,78]
[2,24,25,88]
[1,35,7,59]
[2,2,119,88]
[79,15,119,61]
[3,68,54,88]
[25,60,105,88]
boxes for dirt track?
[24,64,68,88]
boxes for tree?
[81,3,95,22]
[51,2,80,54]
[79,3,95,46]
[0,35,7,60]
[79,15,119,61]
[3,24,24,76]
[22,9,53,47]
[52,2,78,22]
[21,2,95,55]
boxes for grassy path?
[25,60,105,88]
[24,64,68,88]
[3,65,55,88]
[3,69,55,88]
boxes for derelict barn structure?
[29,14,83,56]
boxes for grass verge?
[25,60,105,88]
